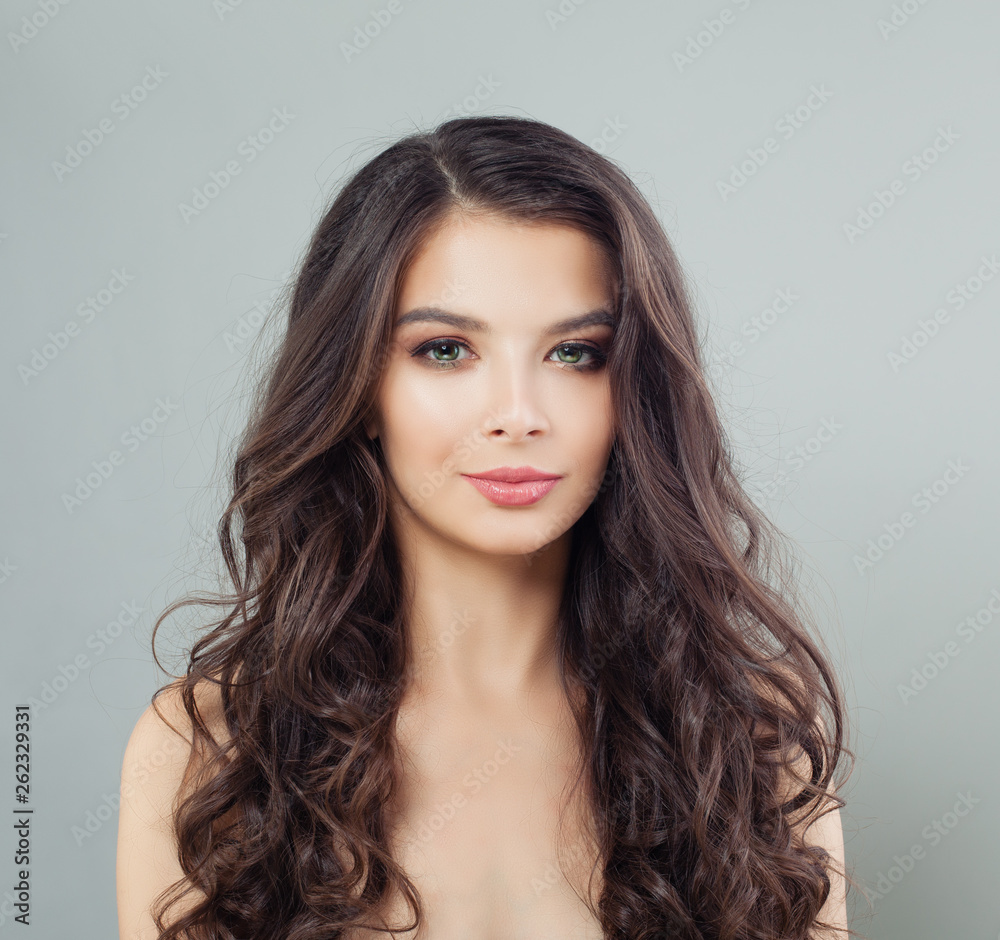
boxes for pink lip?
[463,466,561,483]
[462,476,560,506]
[461,467,563,507]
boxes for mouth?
[461,466,563,507]
[463,466,561,483]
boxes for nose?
[480,354,551,442]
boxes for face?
[368,211,617,558]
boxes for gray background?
[2,1,998,937]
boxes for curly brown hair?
[146,114,862,940]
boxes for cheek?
[556,382,615,469]
[378,371,468,472]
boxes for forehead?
[394,212,615,322]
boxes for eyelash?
[410,339,608,372]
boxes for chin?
[460,519,571,559]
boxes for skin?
[115,213,618,940]
[367,210,618,706]
[359,210,618,936]
[363,209,848,938]
[116,210,848,940]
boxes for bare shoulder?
[748,661,849,939]
[137,675,231,753]
[116,676,230,940]
[120,676,232,809]
[747,659,840,796]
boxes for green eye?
[554,345,584,364]
[428,342,462,362]
[410,339,607,372]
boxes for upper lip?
[463,466,562,483]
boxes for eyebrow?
[393,307,616,336]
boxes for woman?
[117,115,859,940]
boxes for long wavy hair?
[148,114,861,940]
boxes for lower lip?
[462,475,560,506]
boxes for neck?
[391,506,573,709]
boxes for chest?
[347,700,605,939]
